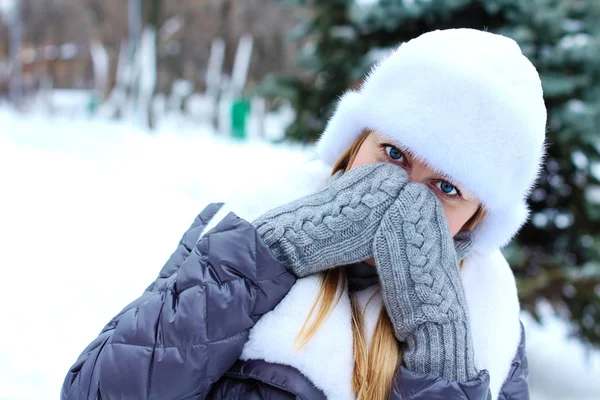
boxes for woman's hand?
[252,162,410,277]
[373,182,478,382]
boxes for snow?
[353,0,379,6]
[44,89,95,117]
[523,302,600,400]
[558,33,592,50]
[592,162,600,180]
[586,185,600,204]
[0,109,308,399]
[0,108,599,399]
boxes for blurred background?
[0,0,599,399]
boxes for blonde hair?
[294,130,486,399]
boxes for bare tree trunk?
[139,0,162,129]
[128,0,142,61]
[9,1,23,107]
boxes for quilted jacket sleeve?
[61,204,296,400]
[389,323,529,400]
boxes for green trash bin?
[87,91,101,117]
[231,98,251,140]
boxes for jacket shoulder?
[61,207,296,400]
[154,202,224,282]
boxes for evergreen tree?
[265,0,600,344]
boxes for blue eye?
[385,145,404,161]
[437,181,458,196]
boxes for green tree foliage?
[266,0,600,344]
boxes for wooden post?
[230,34,253,98]
[8,0,23,107]
[206,37,225,129]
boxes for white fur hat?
[316,28,547,254]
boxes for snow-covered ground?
[0,108,599,399]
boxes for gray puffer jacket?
[62,203,529,400]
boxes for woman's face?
[350,131,480,236]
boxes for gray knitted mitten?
[373,182,478,382]
[253,163,409,277]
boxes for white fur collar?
[242,275,355,398]
[199,159,522,400]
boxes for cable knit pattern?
[253,163,409,277]
[374,182,478,382]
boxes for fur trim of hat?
[316,28,547,254]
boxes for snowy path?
[0,110,598,399]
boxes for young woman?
[62,28,545,400]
